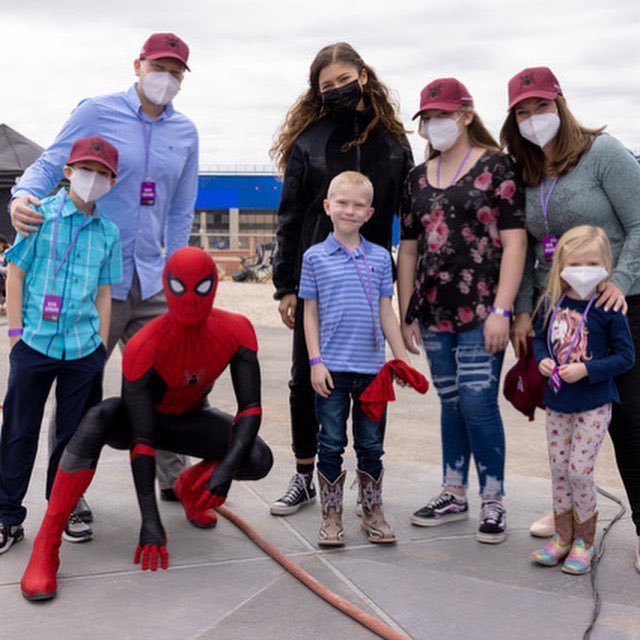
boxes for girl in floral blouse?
[397,77,527,544]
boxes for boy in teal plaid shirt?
[0,136,122,554]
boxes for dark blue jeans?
[0,341,105,525]
[421,324,505,498]
[315,372,384,483]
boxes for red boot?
[173,460,218,529]
[21,468,96,602]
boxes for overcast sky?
[1,0,639,167]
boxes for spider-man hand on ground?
[20,247,273,601]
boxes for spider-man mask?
[163,247,218,325]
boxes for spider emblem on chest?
[184,368,205,386]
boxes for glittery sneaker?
[477,499,507,544]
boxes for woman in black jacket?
[270,42,413,516]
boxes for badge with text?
[42,295,62,321]
[542,235,557,262]
[140,181,156,206]
[549,366,562,393]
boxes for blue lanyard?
[546,292,596,364]
[334,236,381,350]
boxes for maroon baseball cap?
[508,66,563,110]
[503,338,546,421]
[67,136,119,177]
[412,78,474,120]
[140,32,190,71]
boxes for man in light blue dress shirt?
[9,33,199,516]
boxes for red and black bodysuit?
[21,247,273,601]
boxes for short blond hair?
[326,171,374,205]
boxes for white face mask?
[70,169,112,204]
[422,117,460,152]
[140,71,181,106]
[560,266,608,300]
[518,113,560,148]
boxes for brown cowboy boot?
[317,470,346,547]
[562,512,597,575]
[357,469,396,544]
[530,508,572,566]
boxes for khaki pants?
[48,273,189,490]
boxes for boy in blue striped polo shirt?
[299,171,410,548]
[0,136,122,554]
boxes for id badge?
[549,366,562,393]
[542,235,557,261]
[140,181,156,206]
[43,295,62,321]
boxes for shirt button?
[66,330,69,334]
[74,278,79,283]
[77,253,81,258]
[70,304,75,309]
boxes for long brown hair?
[270,42,408,174]
[533,225,612,325]
[419,106,500,160]
[500,96,605,186]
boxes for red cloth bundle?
[360,359,429,422]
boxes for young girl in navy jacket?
[532,225,634,574]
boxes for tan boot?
[357,469,396,544]
[530,509,573,566]
[317,470,346,547]
[562,512,597,575]
[529,510,555,538]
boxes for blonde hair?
[419,106,500,160]
[534,225,612,324]
[326,171,374,205]
[500,96,606,187]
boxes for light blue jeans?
[421,323,506,498]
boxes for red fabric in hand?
[360,359,429,422]
[503,337,546,421]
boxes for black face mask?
[321,79,363,114]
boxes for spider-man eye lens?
[195,276,214,296]
[168,274,186,295]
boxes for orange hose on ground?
[217,505,412,640]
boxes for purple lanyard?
[436,147,473,189]
[546,292,596,364]
[539,176,558,230]
[51,192,92,281]
[142,119,154,180]
[335,236,381,350]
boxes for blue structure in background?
[195,173,401,246]
[196,174,282,210]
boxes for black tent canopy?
[0,124,44,240]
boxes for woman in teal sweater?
[501,66,640,571]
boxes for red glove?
[134,544,169,571]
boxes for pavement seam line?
[241,482,411,637]
[184,572,289,640]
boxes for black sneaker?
[62,514,93,543]
[411,491,469,527]
[0,523,24,554]
[477,499,507,544]
[75,495,93,523]
[270,473,316,516]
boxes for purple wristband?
[490,306,512,318]
[309,357,323,366]
[7,328,23,337]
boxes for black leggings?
[60,397,273,481]
[609,295,640,535]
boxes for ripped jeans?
[421,323,505,498]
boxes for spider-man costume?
[21,247,272,601]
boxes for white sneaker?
[62,513,93,543]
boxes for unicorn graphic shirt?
[532,296,635,414]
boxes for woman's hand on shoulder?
[596,281,627,314]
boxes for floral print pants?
[546,404,612,523]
